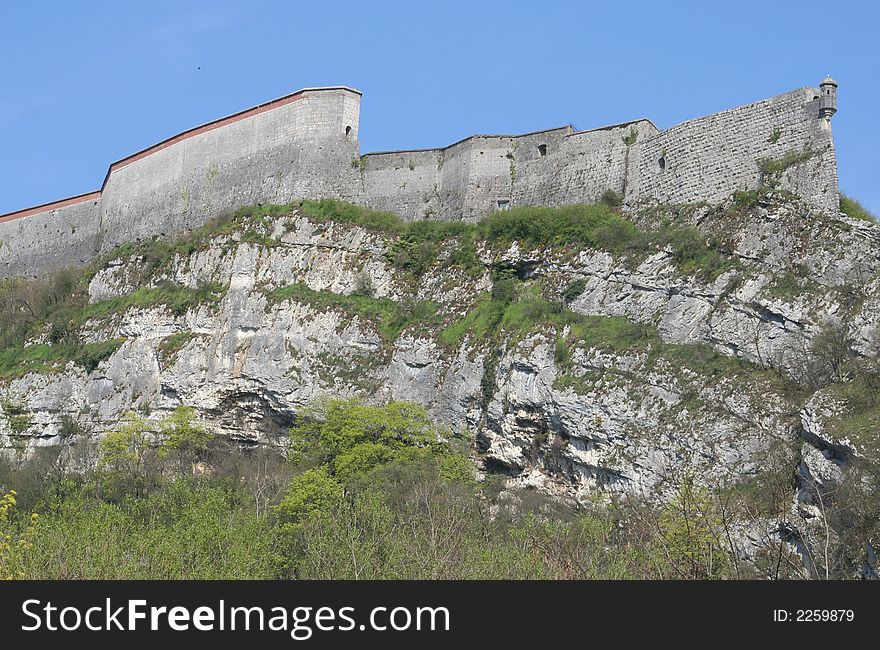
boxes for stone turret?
[819,75,838,120]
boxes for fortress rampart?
[0,79,839,279]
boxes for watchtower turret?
[819,75,837,121]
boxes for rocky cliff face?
[1,195,879,568]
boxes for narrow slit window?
[345,125,352,137]
[658,156,667,171]
[497,200,510,211]
[538,144,547,157]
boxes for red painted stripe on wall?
[102,90,307,180]
[0,86,358,223]
[0,191,101,224]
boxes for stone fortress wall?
[0,79,839,279]
[0,86,362,278]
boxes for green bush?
[650,226,738,282]
[478,204,640,253]
[263,282,440,342]
[2,483,285,579]
[839,194,877,222]
[600,189,624,207]
[562,278,588,304]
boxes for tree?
[0,490,39,579]
[158,405,213,475]
[277,466,344,525]
[288,399,439,474]
[98,412,157,499]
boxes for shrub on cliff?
[479,204,640,253]
[839,193,877,222]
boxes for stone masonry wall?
[0,87,362,278]
[0,196,101,278]
[628,87,838,213]
[0,82,840,279]
[97,88,362,251]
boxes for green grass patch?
[0,339,124,379]
[441,282,657,353]
[298,200,741,283]
[766,271,805,299]
[649,227,739,282]
[758,147,818,188]
[156,332,199,367]
[300,199,483,277]
[839,194,877,223]
[101,203,293,283]
[824,379,880,461]
[77,282,226,322]
[299,199,405,234]
[478,204,640,253]
[263,282,441,342]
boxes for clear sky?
[1,0,877,215]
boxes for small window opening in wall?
[497,200,510,211]
[538,144,547,157]
[658,156,666,171]
[345,125,352,137]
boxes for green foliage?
[650,226,739,282]
[622,128,638,146]
[263,282,440,342]
[732,189,760,207]
[478,204,640,253]
[757,147,817,188]
[0,261,219,382]
[2,483,284,579]
[824,378,880,461]
[299,199,484,276]
[1,396,875,580]
[839,193,877,223]
[79,282,225,321]
[280,398,470,535]
[350,155,368,172]
[438,295,497,346]
[0,267,85,351]
[289,399,438,467]
[562,278,588,304]
[233,202,294,221]
[600,189,624,208]
[0,490,40,579]
[158,405,214,469]
[442,280,657,354]
[278,466,344,524]
[766,271,805,299]
[0,339,124,379]
[98,411,157,500]
[767,127,782,144]
[654,475,730,579]
[156,332,197,365]
[299,198,402,233]
[296,200,741,286]
[1,396,31,440]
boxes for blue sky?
[1,0,877,215]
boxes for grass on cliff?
[824,379,880,461]
[0,339,125,380]
[839,194,877,223]
[439,275,774,398]
[300,198,739,283]
[0,263,224,380]
[263,282,441,342]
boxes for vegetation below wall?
[3,398,876,580]
[2,195,880,580]
[0,196,745,383]
[839,193,878,223]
